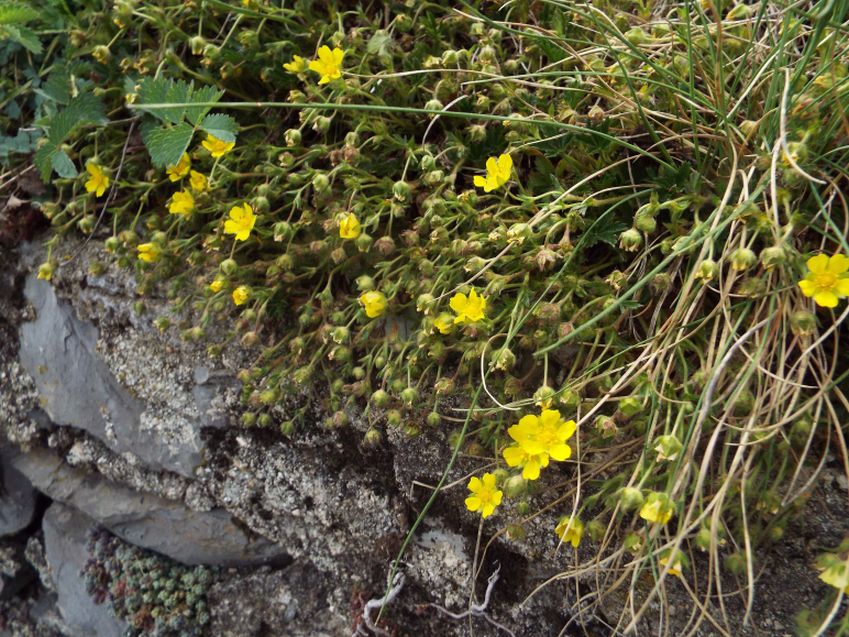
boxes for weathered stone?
[0,445,37,536]
[17,276,231,477]
[41,503,126,637]
[11,448,289,567]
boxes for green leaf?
[50,149,77,178]
[46,93,106,144]
[185,85,221,126]
[163,79,192,125]
[200,113,237,142]
[33,144,56,182]
[0,0,39,25]
[142,122,194,167]
[136,77,171,123]
[3,24,42,53]
[39,68,71,104]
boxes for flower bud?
[504,474,527,498]
[371,389,390,407]
[619,487,644,511]
[790,309,817,337]
[760,245,786,269]
[619,227,643,252]
[426,412,441,427]
[490,347,516,372]
[312,173,330,193]
[220,258,238,275]
[653,434,683,461]
[586,519,606,541]
[189,35,206,55]
[392,180,411,202]
[694,259,718,283]
[355,233,373,253]
[400,387,418,406]
[534,385,556,408]
[284,129,302,147]
[730,247,757,271]
[356,275,375,291]
[363,428,383,447]
[386,409,402,427]
[634,212,657,233]
[618,396,643,417]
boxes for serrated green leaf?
[0,0,39,25]
[186,85,221,126]
[163,79,192,125]
[3,24,42,53]
[46,93,106,144]
[200,113,237,142]
[142,122,194,167]
[50,149,76,178]
[33,144,56,182]
[136,77,171,123]
[40,68,71,104]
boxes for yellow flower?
[202,133,235,158]
[449,289,487,324]
[798,253,849,308]
[555,516,584,548]
[464,473,503,518]
[209,278,224,293]
[283,55,308,73]
[639,491,674,525]
[308,45,345,84]
[168,190,195,216]
[433,313,454,335]
[819,557,849,594]
[502,409,576,480]
[166,153,191,182]
[502,444,549,480]
[36,262,54,281]
[137,243,161,263]
[189,170,208,192]
[359,290,387,318]
[339,212,361,239]
[84,162,109,197]
[224,203,257,241]
[232,285,250,306]
[659,553,685,578]
[473,153,512,192]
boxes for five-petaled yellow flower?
[224,203,257,241]
[137,243,161,263]
[168,190,195,216]
[84,162,109,197]
[359,290,387,318]
[555,516,584,548]
[166,153,191,182]
[202,133,235,158]
[502,409,577,480]
[798,253,849,308]
[433,313,454,335]
[232,285,250,306]
[473,153,512,192]
[639,491,674,525]
[308,45,345,84]
[339,212,361,239]
[189,170,208,192]
[464,472,503,519]
[209,278,224,293]
[449,289,487,324]
[283,55,308,73]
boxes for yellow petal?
[814,290,839,308]
[829,254,849,274]
[798,278,816,296]
[465,496,481,512]
[835,277,849,296]
[807,253,829,274]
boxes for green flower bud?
[392,180,412,202]
[730,247,757,271]
[624,27,649,45]
[760,245,786,269]
[400,387,418,406]
[619,487,644,511]
[284,129,302,147]
[355,233,373,253]
[490,347,516,372]
[618,397,643,417]
[386,409,402,427]
[619,227,643,252]
[426,411,441,427]
[312,173,330,193]
[363,428,382,447]
[189,35,206,55]
[504,474,527,498]
[634,212,657,233]
[790,309,817,337]
[694,259,718,283]
[220,258,238,275]
[586,519,606,541]
[371,389,390,407]
[534,384,556,407]
[654,434,683,461]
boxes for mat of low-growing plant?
[2,0,849,634]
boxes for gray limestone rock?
[0,446,37,536]
[12,448,289,567]
[17,276,229,477]
[41,503,126,637]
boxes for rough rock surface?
[0,447,36,537]
[41,503,126,637]
[10,448,288,567]
[18,275,235,478]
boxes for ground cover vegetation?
[2,0,849,634]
